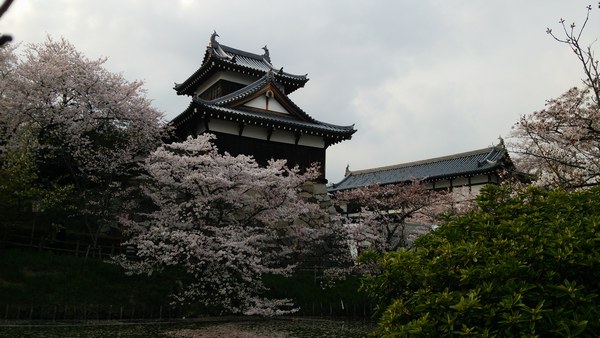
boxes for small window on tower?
[199,80,245,100]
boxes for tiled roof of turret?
[329,143,511,192]
[171,71,356,147]
[174,32,308,96]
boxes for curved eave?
[329,167,502,192]
[171,103,355,144]
[174,57,308,96]
[202,73,318,125]
[198,74,271,106]
[170,101,196,127]
[329,149,510,192]
[194,73,357,140]
[424,166,503,183]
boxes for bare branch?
[0,0,14,46]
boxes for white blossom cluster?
[335,180,474,254]
[119,135,332,315]
[510,87,600,188]
[0,37,165,245]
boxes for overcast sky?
[1,1,598,183]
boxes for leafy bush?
[362,185,600,337]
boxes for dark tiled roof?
[215,45,272,72]
[171,72,356,146]
[194,104,354,137]
[174,33,308,96]
[329,144,510,192]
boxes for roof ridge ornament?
[209,30,219,47]
[207,31,234,61]
[262,45,271,63]
[266,69,276,82]
[497,135,505,148]
[478,146,499,167]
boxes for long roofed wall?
[171,32,356,181]
[330,141,513,193]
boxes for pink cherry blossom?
[118,134,341,315]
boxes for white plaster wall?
[208,119,238,134]
[470,175,490,185]
[197,117,325,149]
[422,182,434,190]
[270,129,296,145]
[244,96,267,110]
[435,180,451,189]
[453,177,469,186]
[297,134,325,148]
[267,98,288,114]
[243,96,289,114]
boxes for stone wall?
[301,182,336,216]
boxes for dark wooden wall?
[209,131,326,182]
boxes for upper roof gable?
[174,32,308,96]
[243,95,290,115]
[196,71,316,123]
[329,141,513,192]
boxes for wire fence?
[1,235,374,320]
[0,234,125,260]
[1,303,183,321]
[1,302,374,321]
[1,234,347,271]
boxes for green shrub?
[363,185,600,337]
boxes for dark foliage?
[363,185,600,336]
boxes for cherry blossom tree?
[118,134,335,315]
[0,37,166,246]
[333,180,470,254]
[510,5,599,188]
